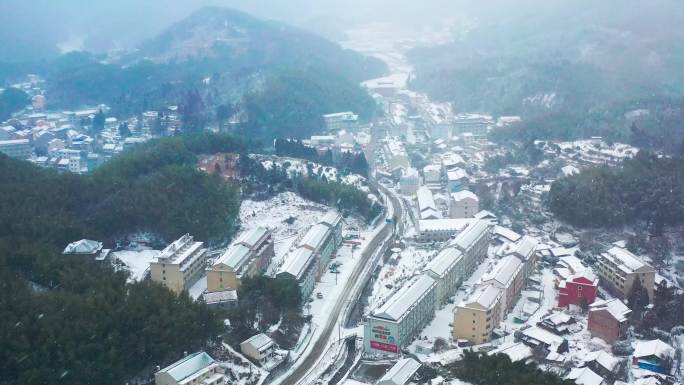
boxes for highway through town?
[277,179,404,385]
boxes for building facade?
[364,275,437,354]
[207,227,274,292]
[558,270,599,308]
[423,247,465,305]
[453,284,503,345]
[596,247,655,303]
[449,190,479,218]
[587,299,631,344]
[0,139,31,159]
[448,220,492,276]
[150,234,208,295]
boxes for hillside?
[16,6,386,139]
[408,0,684,152]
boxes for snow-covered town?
[2,3,684,385]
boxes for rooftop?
[451,190,478,202]
[62,239,103,255]
[602,246,653,274]
[235,227,269,249]
[242,333,274,352]
[378,358,421,385]
[510,236,537,261]
[583,350,620,372]
[482,255,522,289]
[278,247,315,280]
[157,352,216,382]
[633,339,675,360]
[589,299,631,322]
[565,367,604,385]
[424,247,463,278]
[214,244,251,271]
[493,225,521,243]
[417,186,437,212]
[373,274,436,322]
[450,220,491,252]
[418,218,473,233]
[459,283,502,310]
[299,224,331,252]
[319,211,342,228]
[202,290,238,305]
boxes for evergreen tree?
[92,109,106,132]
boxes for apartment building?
[150,234,208,295]
[399,168,420,196]
[423,247,465,305]
[453,284,503,345]
[509,235,538,280]
[207,227,274,292]
[277,247,317,302]
[364,275,437,354]
[448,220,492,276]
[299,223,335,279]
[417,186,441,220]
[319,211,343,248]
[0,139,31,159]
[449,190,479,218]
[416,218,473,243]
[323,111,358,132]
[481,255,524,313]
[596,247,655,303]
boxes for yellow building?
[207,227,274,292]
[453,284,503,345]
[150,234,208,295]
[596,246,655,303]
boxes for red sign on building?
[370,340,399,353]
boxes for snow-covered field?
[112,249,159,282]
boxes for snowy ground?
[112,249,159,282]
[239,192,357,275]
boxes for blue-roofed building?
[155,351,225,385]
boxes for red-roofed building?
[558,270,598,308]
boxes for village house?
[587,299,631,344]
[155,352,225,385]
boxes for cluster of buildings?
[452,234,538,344]
[0,76,181,172]
[363,219,492,354]
[276,212,344,302]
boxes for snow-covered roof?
[583,350,620,372]
[423,164,441,173]
[565,367,604,385]
[418,218,472,233]
[319,211,342,229]
[417,186,437,212]
[633,340,675,360]
[521,326,565,346]
[446,168,468,181]
[493,225,521,242]
[241,333,274,353]
[278,247,315,280]
[62,239,103,255]
[299,224,331,252]
[561,165,580,177]
[451,220,491,252]
[420,208,442,220]
[542,312,574,326]
[156,234,205,268]
[482,255,522,289]
[373,275,436,322]
[558,256,586,274]
[451,190,478,202]
[424,247,463,279]
[589,299,631,322]
[474,210,497,220]
[510,236,537,261]
[378,358,421,385]
[202,290,237,305]
[489,342,532,362]
[459,284,502,310]
[236,227,269,249]
[214,244,251,271]
[157,351,216,382]
[601,247,653,274]
[551,247,573,258]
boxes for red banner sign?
[370,340,398,353]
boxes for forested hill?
[0,132,253,385]
[1,6,386,139]
[408,0,684,153]
[549,152,684,232]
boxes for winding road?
[276,180,404,385]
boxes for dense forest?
[409,0,684,153]
[0,86,29,121]
[445,351,573,385]
[0,132,250,385]
[548,152,684,232]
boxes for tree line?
[549,152,684,233]
[274,138,370,177]
[0,132,250,385]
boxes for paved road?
[278,181,403,385]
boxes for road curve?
[277,182,403,385]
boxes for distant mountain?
[132,6,384,84]
[408,0,684,152]
[14,6,387,139]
